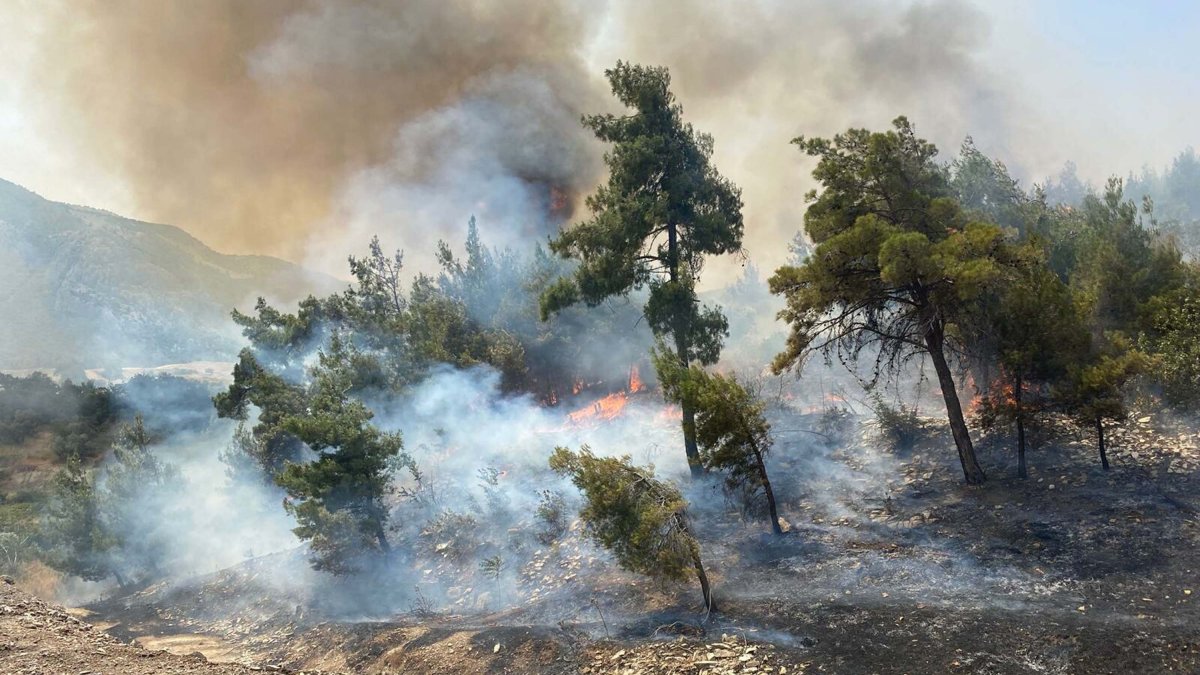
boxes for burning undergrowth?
[83,362,690,615]
[78,374,1200,673]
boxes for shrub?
[870,393,924,453]
[534,490,568,545]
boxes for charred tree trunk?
[754,448,783,535]
[742,432,782,535]
[1096,416,1109,471]
[676,510,715,616]
[691,548,716,616]
[374,518,392,554]
[924,326,986,485]
[1015,371,1027,479]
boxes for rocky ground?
[14,408,1200,673]
[0,575,338,674]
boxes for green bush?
[870,393,925,453]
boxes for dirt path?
[0,576,335,675]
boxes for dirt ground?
[0,575,337,674]
[28,410,1200,673]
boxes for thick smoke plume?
[14,0,1038,279]
[18,0,605,274]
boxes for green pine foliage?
[0,373,117,459]
[769,117,1027,484]
[101,416,183,578]
[1140,274,1200,406]
[549,445,715,612]
[974,262,1090,477]
[41,416,182,585]
[1055,335,1152,470]
[541,61,744,476]
[42,454,115,583]
[275,336,410,573]
[654,349,782,534]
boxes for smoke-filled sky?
[1,0,1197,281]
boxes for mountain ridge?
[0,178,338,374]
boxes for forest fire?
[567,391,633,424]
[966,371,1025,417]
[567,365,647,425]
[628,363,644,393]
[7,8,1200,673]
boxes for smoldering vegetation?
[0,224,927,623]
[6,126,1200,642]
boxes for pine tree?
[549,446,715,613]
[1057,335,1150,471]
[654,350,782,534]
[1140,275,1200,406]
[541,62,744,476]
[43,454,117,584]
[276,336,410,573]
[976,262,1088,478]
[770,118,1026,484]
[101,415,182,579]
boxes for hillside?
[0,178,337,373]
[74,409,1200,674]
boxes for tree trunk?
[924,327,986,484]
[751,445,783,535]
[1096,416,1109,471]
[679,380,703,478]
[1015,371,1027,479]
[375,521,392,554]
[667,221,703,478]
[691,549,716,616]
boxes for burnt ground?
[76,411,1200,674]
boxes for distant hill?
[0,178,338,374]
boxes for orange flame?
[657,404,683,422]
[548,185,572,218]
[564,363,649,426]
[964,372,983,415]
[629,364,644,393]
[966,370,1024,416]
[568,391,631,424]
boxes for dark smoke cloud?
[17,0,1033,278]
[21,0,605,271]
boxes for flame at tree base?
[565,364,648,426]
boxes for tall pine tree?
[541,62,744,476]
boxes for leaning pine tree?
[549,446,715,614]
[654,348,783,534]
[770,118,1025,485]
[541,62,744,477]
